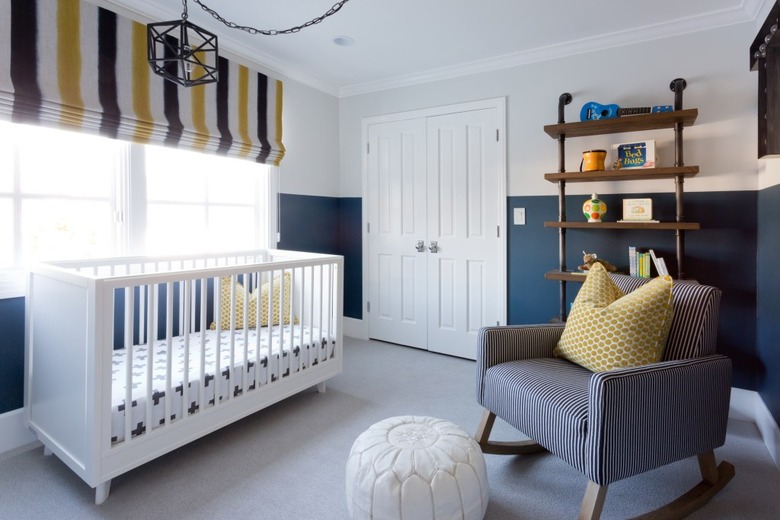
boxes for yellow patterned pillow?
[553,262,674,372]
[210,272,293,329]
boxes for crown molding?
[339,1,771,98]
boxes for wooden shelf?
[544,166,698,183]
[543,109,698,139]
[544,270,589,282]
[544,221,700,230]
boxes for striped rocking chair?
[475,274,734,519]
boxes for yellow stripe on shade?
[57,0,84,125]
[189,50,209,150]
[131,21,154,142]
[237,65,251,157]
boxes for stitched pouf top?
[346,416,489,520]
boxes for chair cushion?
[554,263,674,372]
[482,357,592,470]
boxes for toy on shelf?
[578,251,618,272]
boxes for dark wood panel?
[544,221,700,230]
[544,109,697,138]
[544,166,698,182]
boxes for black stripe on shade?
[162,35,183,145]
[215,57,232,154]
[97,8,121,138]
[9,0,42,122]
[255,73,271,164]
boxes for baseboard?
[0,409,36,455]
[730,387,780,472]
[755,393,780,471]
[343,316,366,339]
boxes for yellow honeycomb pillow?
[210,272,293,329]
[553,262,674,372]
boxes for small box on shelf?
[621,198,656,222]
[611,140,656,169]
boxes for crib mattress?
[110,325,334,443]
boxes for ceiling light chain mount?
[148,0,352,87]
[193,0,351,36]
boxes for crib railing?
[50,250,342,447]
[95,257,340,445]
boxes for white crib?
[24,250,343,504]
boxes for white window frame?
[0,124,278,299]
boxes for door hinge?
[367,301,371,312]
[496,129,499,142]
[367,142,370,154]
[367,222,371,233]
[497,225,500,238]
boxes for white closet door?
[425,108,502,359]
[366,118,428,349]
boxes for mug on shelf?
[580,149,607,172]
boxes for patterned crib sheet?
[111,325,334,443]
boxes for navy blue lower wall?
[758,183,780,426]
[0,189,773,423]
[508,190,758,391]
[277,193,363,320]
[0,298,25,414]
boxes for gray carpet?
[1,336,778,519]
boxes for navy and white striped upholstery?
[477,278,731,487]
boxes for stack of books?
[629,247,669,278]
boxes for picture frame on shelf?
[621,198,654,222]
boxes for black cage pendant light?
[147,0,219,87]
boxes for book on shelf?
[649,249,669,276]
[628,246,637,277]
[629,247,653,278]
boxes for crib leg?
[43,446,53,456]
[95,480,111,505]
[317,381,327,393]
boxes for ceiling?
[97,0,770,97]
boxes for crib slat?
[124,286,134,444]
[145,284,155,438]
[164,282,173,426]
[182,280,191,424]
[200,277,208,412]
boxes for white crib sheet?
[110,326,334,443]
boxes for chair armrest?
[585,355,732,486]
[476,324,565,402]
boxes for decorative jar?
[583,194,607,222]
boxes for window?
[0,120,276,297]
[144,145,271,255]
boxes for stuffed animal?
[578,251,617,272]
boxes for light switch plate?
[514,207,526,225]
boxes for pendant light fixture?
[147,0,219,87]
[148,0,351,87]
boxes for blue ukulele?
[580,102,673,121]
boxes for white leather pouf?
[346,416,489,520]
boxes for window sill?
[0,270,25,299]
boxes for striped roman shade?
[0,0,285,165]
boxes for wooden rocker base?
[579,451,735,520]
[474,409,547,455]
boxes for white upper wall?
[339,21,761,198]
[278,79,340,198]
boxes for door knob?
[416,240,425,252]
[428,241,438,253]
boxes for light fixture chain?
[181,0,188,20]
[192,0,351,36]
